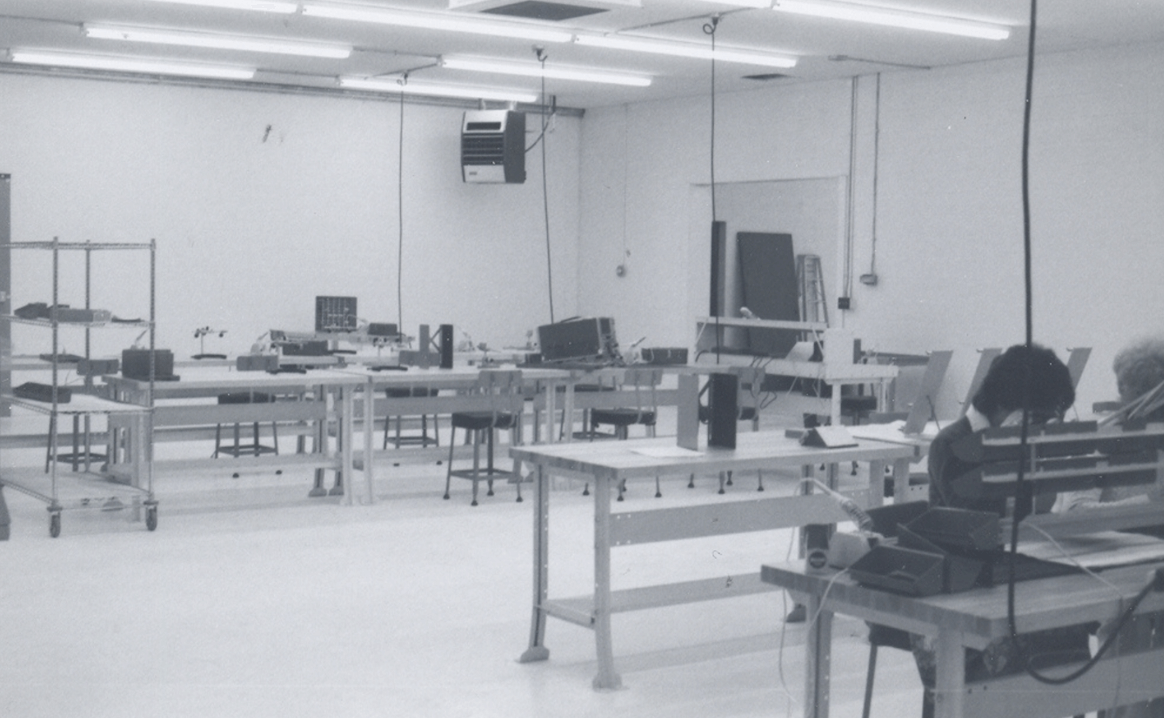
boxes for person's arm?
[1056,489,1103,512]
[1057,487,1154,512]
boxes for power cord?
[1006,0,1164,686]
[703,15,721,363]
[534,47,555,323]
[396,73,406,334]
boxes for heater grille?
[461,110,526,183]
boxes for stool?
[214,392,279,476]
[383,387,440,449]
[588,367,662,500]
[444,370,524,506]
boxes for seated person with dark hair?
[929,342,1076,516]
[910,343,1090,718]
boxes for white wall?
[0,74,580,359]
[578,41,1164,414]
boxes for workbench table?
[511,430,916,690]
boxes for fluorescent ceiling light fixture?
[8,50,255,80]
[442,57,650,87]
[136,0,298,12]
[340,77,538,103]
[574,34,796,69]
[83,25,352,59]
[302,4,574,43]
[771,0,1010,40]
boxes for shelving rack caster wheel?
[49,511,61,538]
[146,507,158,531]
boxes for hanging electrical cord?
[537,48,555,323]
[863,73,881,285]
[397,74,406,335]
[1005,0,1158,685]
[843,77,858,305]
[704,15,720,362]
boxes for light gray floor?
[0,415,926,718]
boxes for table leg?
[933,628,965,718]
[592,473,622,690]
[309,388,329,497]
[867,459,886,508]
[340,386,355,504]
[804,594,833,718]
[361,379,375,504]
[562,381,576,444]
[519,464,551,663]
[542,381,557,444]
[893,457,913,503]
[330,385,347,497]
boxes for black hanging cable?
[538,50,555,323]
[397,76,406,335]
[1005,0,1152,685]
[704,15,720,363]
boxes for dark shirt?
[927,414,1007,516]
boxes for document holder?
[800,426,858,448]
[848,544,944,597]
[864,501,930,538]
[904,507,999,551]
[897,526,983,593]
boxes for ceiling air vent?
[448,0,640,21]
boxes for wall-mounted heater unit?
[461,110,526,184]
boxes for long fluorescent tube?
[83,25,352,59]
[575,34,796,69]
[340,77,538,103]
[771,0,1010,40]
[137,0,298,12]
[9,51,255,80]
[302,4,574,43]
[442,57,650,87]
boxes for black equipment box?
[641,347,688,365]
[122,349,179,381]
[13,382,71,403]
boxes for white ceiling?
[1,0,1163,110]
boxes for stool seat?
[589,408,656,427]
[841,395,879,414]
[697,405,757,423]
[450,411,518,431]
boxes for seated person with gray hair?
[1059,334,1164,512]
[1056,334,1164,718]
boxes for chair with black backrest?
[587,366,664,500]
[444,369,524,506]
[213,391,280,478]
[383,385,440,450]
